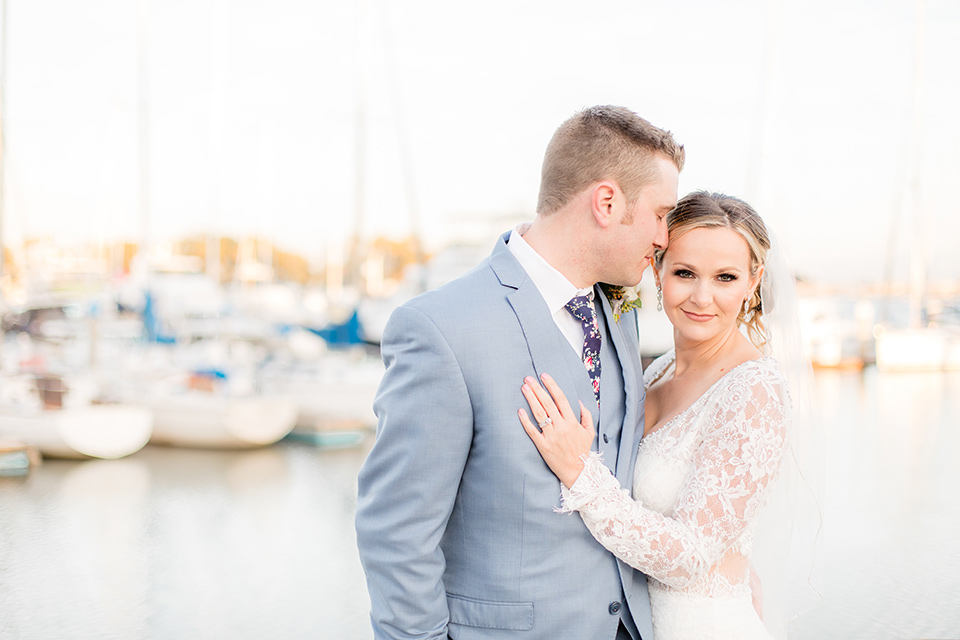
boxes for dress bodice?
[560,349,790,600]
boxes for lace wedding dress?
[560,350,789,640]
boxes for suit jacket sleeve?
[355,304,473,640]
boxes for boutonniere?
[599,283,642,323]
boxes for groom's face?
[604,155,678,286]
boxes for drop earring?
[656,286,663,312]
[743,298,750,316]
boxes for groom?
[356,106,683,640]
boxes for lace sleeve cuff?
[557,451,622,513]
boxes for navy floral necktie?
[565,293,601,406]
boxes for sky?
[2,0,959,285]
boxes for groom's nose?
[653,215,669,249]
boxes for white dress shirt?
[507,227,593,357]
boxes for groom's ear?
[590,181,618,229]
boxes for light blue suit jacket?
[356,232,651,639]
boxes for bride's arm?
[519,370,787,589]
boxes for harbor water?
[2,367,959,639]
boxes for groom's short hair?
[536,106,684,216]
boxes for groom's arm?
[356,304,473,640]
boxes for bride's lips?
[681,309,714,322]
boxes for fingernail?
[522,384,530,392]
[524,376,534,384]
[541,373,551,381]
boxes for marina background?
[1,0,959,638]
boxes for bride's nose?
[688,281,712,307]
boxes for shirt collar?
[507,226,593,315]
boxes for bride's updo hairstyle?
[654,190,772,348]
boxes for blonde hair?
[654,191,771,348]
[536,106,685,215]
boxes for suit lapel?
[490,233,599,439]
[506,285,599,437]
[595,287,642,485]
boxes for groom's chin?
[631,264,656,285]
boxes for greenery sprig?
[599,283,642,323]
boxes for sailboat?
[875,325,960,371]
[0,372,153,460]
[0,2,156,461]
[873,0,960,372]
[0,401,153,459]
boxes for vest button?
[603,433,609,443]
[608,601,621,614]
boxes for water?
[2,368,959,639]
[0,443,372,639]
[791,368,960,638]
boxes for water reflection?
[791,369,960,639]
[1,457,152,638]
[0,442,374,640]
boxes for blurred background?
[1,0,958,638]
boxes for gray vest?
[595,308,627,472]
[599,308,645,639]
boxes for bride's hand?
[518,373,596,488]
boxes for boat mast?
[905,0,926,329]
[207,0,226,284]
[346,0,426,297]
[881,0,927,327]
[348,0,368,296]
[378,0,426,293]
[0,0,7,283]
[137,0,151,274]
[743,0,781,206]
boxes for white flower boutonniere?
[599,283,642,323]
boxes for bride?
[518,191,805,639]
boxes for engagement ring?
[537,417,552,429]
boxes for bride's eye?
[717,273,739,282]
[672,269,694,279]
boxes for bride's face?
[657,226,760,345]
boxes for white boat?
[265,360,381,429]
[258,344,383,448]
[874,326,960,372]
[0,405,153,460]
[139,393,298,449]
[0,373,153,460]
[101,335,298,449]
[800,294,876,369]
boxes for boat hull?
[0,405,153,460]
[875,328,960,371]
[145,396,298,449]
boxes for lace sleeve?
[559,367,788,589]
